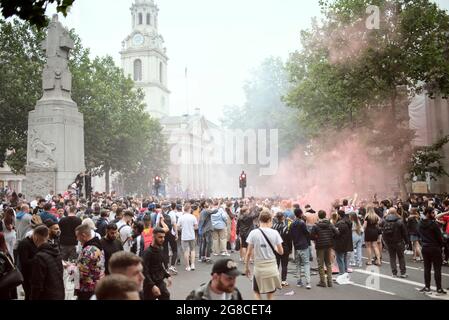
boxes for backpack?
[382,220,397,240]
[141,228,153,250]
[160,212,173,232]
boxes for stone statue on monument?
[39,14,74,102]
[28,129,57,168]
[25,14,86,198]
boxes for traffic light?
[154,176,162,196]
[239,171,247,189]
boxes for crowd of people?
[0,186,449,300]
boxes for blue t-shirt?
[284,210,294,220]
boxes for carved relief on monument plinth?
[28,129,56,169]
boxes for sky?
[46,0,449,123]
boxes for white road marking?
[348,282,396,296]
[354,268,437,290]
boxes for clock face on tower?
[132,33,144,46]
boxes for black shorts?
[252,276,275,294]
[241,235,248,248]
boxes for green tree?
[0,19,45,174]
[0,0,75,29]
[221,56,305,156]
[0,20,169,193]
[285,0,449,196]
[409,135,449,181]
[121,118,169,196]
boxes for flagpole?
[185,66,189,115]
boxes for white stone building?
[0,161,25,193]
[409,93,449,193]
[93,0,222,197]
[120,0,170,118]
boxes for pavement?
[168,249,449,300]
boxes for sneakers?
[419,287,431,293]
[336,273,351,285]
[296,280,304,287]
[437,289,447,295]
[281,281,289,287]
[213,253,219,256]
[221,252,230,256]
[306,284,311,290]
[168,266,178,274]
[317,282,326,288]
[400,274,408,279]
[190,264,195,270]
[185,266,191,271]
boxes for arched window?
[159,62,163,84]
[134,59,142,81]
[138,13,143,25]
[147,13,151,25]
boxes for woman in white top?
[245,209,283,300]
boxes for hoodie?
[31,243,65,300]
[15,211,33,242]
[78,237,105,293]
[142,244,171,300]
[199,209,214,233]
[211,207,228,230]
[381,215,408,244]
[418,218,444,249]
[290,218,310,251]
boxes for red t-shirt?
[440,215,449,234]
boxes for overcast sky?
[46,0,449,123]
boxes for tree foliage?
[409,135,449,181]
[0,19,45,174]
[285,0,449,194]
[221,56,306,157]
[0,19,169,193]
[0,0,75,29]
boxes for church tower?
[120,0,170,118]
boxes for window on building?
[147,13,151,25]
[134,59,142,81]
[138,13,143,25]
[159,62,163,84]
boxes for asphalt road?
[169,249,449,300]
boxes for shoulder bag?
[0,253,24,291]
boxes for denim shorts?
[410,235,420,242]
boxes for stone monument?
[25,14,85,198]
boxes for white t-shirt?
[246,227,283,261]
[109,212,116,222]
[209,290,232,300]
[168,210,178,236]
[177,213,197,241]
[116,220,133,252]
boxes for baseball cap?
[211,259,242,277]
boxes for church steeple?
[120,0,170,119]
[131,0,158,33]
